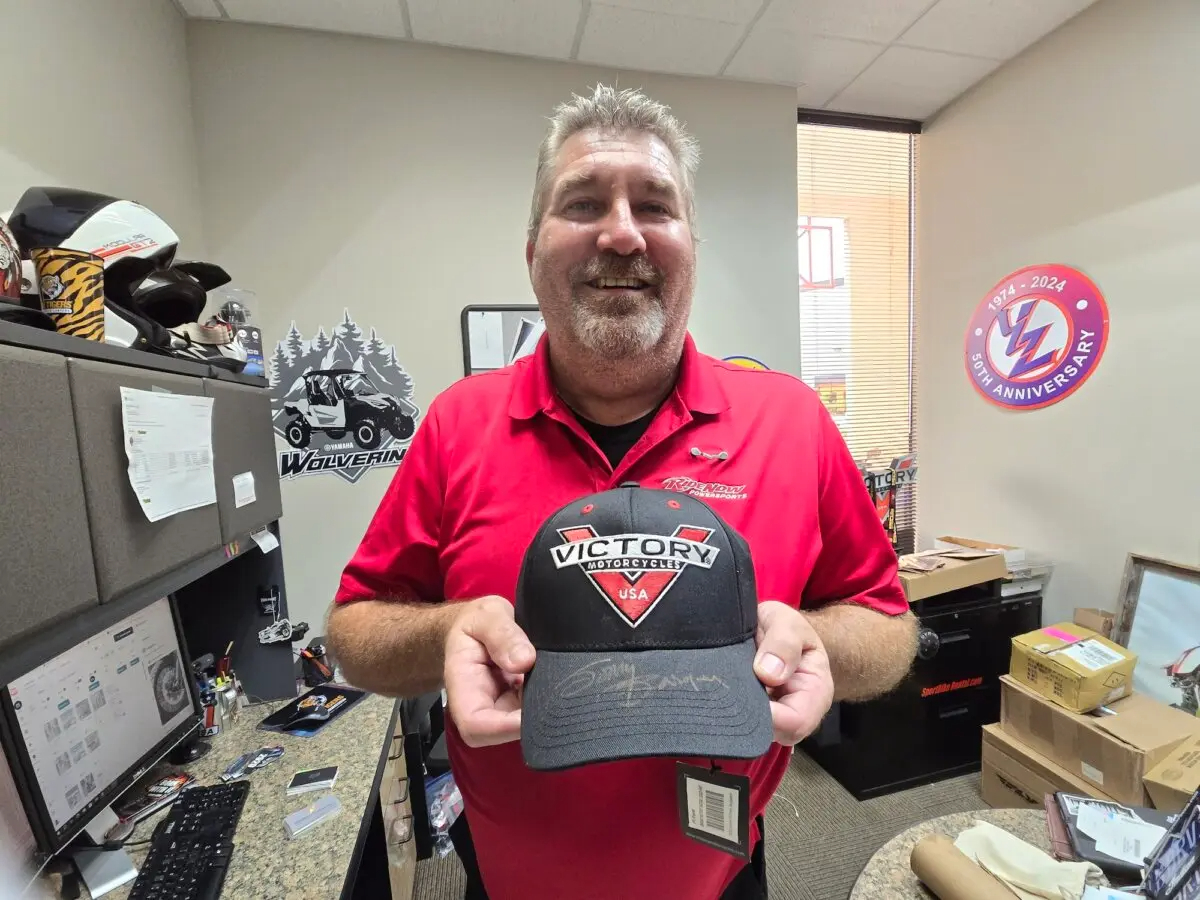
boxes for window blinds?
[797,122,918,553]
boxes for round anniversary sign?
[965,264,1109,411]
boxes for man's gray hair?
[527,84,700,241]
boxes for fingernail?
[757,653,785,678]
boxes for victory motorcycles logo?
[551,527,718,627]
[965,264,1109,411]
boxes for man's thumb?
[471,608,535,673]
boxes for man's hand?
[753,601,834,746]
[444,596,536,748]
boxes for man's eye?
[642,202,671,215]
[566,199,598,212]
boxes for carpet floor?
[413,751,985,900]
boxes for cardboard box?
[1144,733,1200,813]
[1073,608,1116,640]
[981,723,1118,810]
[899,551,1008,602]
[1009,622,1137,713]
[935,535,1026,568]
[1000,675,1200,806]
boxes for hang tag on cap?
[676,762,750,860]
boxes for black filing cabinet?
[802,580,1042,799]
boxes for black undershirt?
[573,406,658,468]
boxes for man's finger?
[456,707,523,748]
[769,693,826,746]
[753,628,809,687]
[464,605,536,674]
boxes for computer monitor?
[0,595,201,861]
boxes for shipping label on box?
[1145,734,1200,813]
[1009,622,1137,713]
[1000,675,1200,807]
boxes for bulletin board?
[460,305,544,376]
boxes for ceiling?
[175,0,1099,121]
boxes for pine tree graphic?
[334,309,365,362]
[311,326,331,355]
[364,326,388,360]
[268,342,291,389]
[285,322,306,365]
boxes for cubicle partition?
[0,322,294,702]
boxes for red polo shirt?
[336,334,906,900]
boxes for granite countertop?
[36,690,397,900]
[850,808,1049,899]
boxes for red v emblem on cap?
[555,525,716,627]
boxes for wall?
[186,22,800,628]
[917,0,1200,623]
[1,0,206,254]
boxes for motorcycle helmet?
[105,257,231,329]
[7,186,179,299]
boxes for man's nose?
[596,200,647,256]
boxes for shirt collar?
[508,332,729,420]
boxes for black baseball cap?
[516,483,773,771]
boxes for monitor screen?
[0,735,38,895]
[2,597,199,850]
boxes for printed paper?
[121,388,216,523]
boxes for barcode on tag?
[687,778,738,842]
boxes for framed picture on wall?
[460,305,543,377]
[1113,554,1200,716]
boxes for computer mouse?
[105,818,136,843]
[283,706,331,729]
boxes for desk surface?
[37,691,397,900]
[850,808,1048,899]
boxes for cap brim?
[520,637,774,772]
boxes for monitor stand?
[72,806,138,897]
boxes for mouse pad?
[257,685,367,738]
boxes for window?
[797,117,918,553]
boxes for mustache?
[572,255,662,285]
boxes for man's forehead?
[552,129,682,191]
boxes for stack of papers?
[1075,801,1168,867]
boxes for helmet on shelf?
[0,213,20,302]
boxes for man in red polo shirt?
[328,84,917,899]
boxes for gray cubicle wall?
[0,345,99,648]
[67,359,223,604]
[204,379,283,543]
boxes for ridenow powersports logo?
[551,526,718,627]
[269,310,420,484]
[965,264,1109,411]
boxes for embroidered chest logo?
[550,527,718,627]
[661,476,748,502]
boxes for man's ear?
[525,240,535,270]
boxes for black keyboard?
[127,780,250,900]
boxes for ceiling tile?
[578,5,745,77]
[759,0,933,43]
[179,0,225,17]
[595,0,764,24]
[898,0,1099,60]
[220,0,408,38]
[828,45,1000,120]
[725,28,883,102]
[407,0,581,58]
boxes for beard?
[567,255,667,358]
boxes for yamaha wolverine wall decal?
[269,310,420,483]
